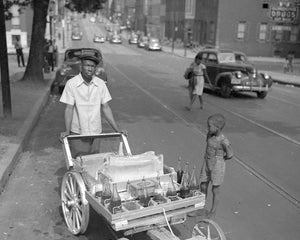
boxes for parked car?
[128,34,138,44]
[144,37,162,51]
[195,49,272,98]
[110,34,122,44]
[93,34,105,43]
[52,48,107,94]
[137,36,149,48]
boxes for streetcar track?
[107,60,300,208]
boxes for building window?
[237,22,246,40]
[258,23,267,41]
[185,0,195,19]
[11,5,20,26]
[209,21,215,43]
[290,26,298,42]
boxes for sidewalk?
[161,45,300,87]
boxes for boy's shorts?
[199,158,226,186]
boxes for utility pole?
[0,0,12,117]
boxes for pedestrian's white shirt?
[59,74,112,135]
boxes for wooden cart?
[61,133,226,240]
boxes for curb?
[0,77,55,193]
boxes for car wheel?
[257,91,267,99]
[220,82,231,98]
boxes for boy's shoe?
[188,209,209,217]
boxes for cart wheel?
[61,171,90,235]
[192,219,226,240]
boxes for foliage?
[65,0,107,13]
[3,0,32,20]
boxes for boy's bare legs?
[208,185,221,218]
[188,182,209,217]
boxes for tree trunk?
[22,0,49,82]
[0,0,12,117]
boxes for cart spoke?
[74,208,81,229]
[64,189,73,201]
[69,175,75,193]
[75,207,83,223]
[193,224,206,237]
[66,179,73,195]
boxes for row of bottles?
[93,159,200,213]
[95,171,122,214]
[176,158,199,198]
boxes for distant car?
[52,48,107,94]
[137,36,149,48]
[71,32,82,40]
[93,34,105,43]
[144,37,162,51]
[195,49,272,99]
[71,26,82,40]
[110,34,122,44]
[128,34,138,44]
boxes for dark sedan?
[52,48,107,94]
[195,49,272,98]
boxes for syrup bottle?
[140,177,150,207]
[189,166,198,195]
[180,162,190,198]
[101,178,112,206]
[176,157,183,184]
[154,173,163,196]
[166,174,177,198]
[94,170,103,199]
[109,183,122,214]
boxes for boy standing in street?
[189,113,233,218]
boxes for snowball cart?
[61,133,226,240]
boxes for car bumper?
[232,85,269,92]
[149,46,162,50]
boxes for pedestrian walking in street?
[59,54,126,157]
[52,39,58,67]
[185,55,210,110]
[14,37,25,67]
[188,113,233,218]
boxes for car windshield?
[66,49,101,62]
[150,38,159,43]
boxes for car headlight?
[261,73,270,79]
[234,71,242,79]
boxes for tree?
[65,0,107,13]
[22,0,49,82]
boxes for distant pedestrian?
[14,37,25,67]
[47,40,55,71]
[188,113,233,218]
[287,52,294,73]
[185,55,210,110]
